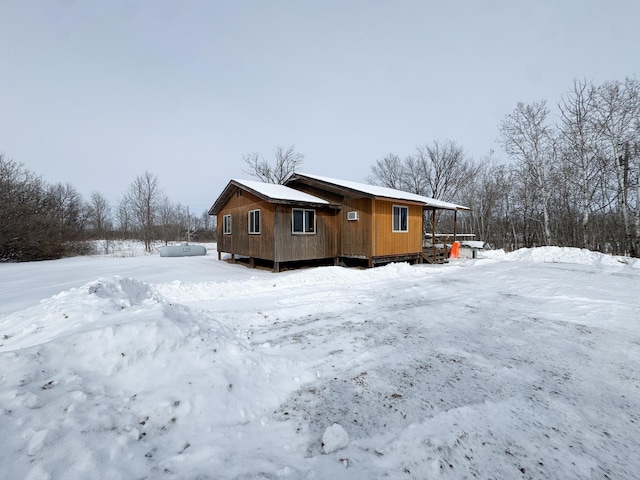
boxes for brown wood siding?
[286,177,426,260]
[339,196,374,257]
[216,188,275,260]
[274,205,338,262]
[373,200,423,256]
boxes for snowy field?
[1,243,639,479]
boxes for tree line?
[3,76,638,262]
[0,158,215,262]
[367,77,640,257]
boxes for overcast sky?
[1,1,638,214]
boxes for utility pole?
[187,206,191,243]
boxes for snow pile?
[0,276,308,479]
[481,245,640,268]
[1,246,639,479]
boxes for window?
[223,214,232,234]
[392,205,408,232]
[292,208,315,234]
[248,209,261,234]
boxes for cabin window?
[223,214,232,234]
[392,205,408,232]
[248,209,261,234]
[292,208,315,234]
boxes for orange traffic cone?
[449,241,460,259]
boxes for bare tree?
[158,195,178,244]
[183,206,198,242]
[46,182,86,242]
[368,141,476,201]
[592,78,640,256]
[367,153,405,189]
[199,210,216,241]
[85,191,113,253]
[243,144,304,184]
[499,101,557,245]
[414,140,477,201]
[457,153,510,248]
[86,191,112,237]
[123,171,163,252]
[558,78,607,250]
[157,200,196,244]
[116,197,132,238]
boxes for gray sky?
[1,0,638,214]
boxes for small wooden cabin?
[209,173,469,271]
[209,179,340,272]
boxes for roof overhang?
[287,173,470,212]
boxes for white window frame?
[292,208,316,234]
[223,214,232,235]
[392,205,408,232]
[248,209,261,234]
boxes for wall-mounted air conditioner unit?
[347,211,359,221]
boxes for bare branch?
[243,144,304,184]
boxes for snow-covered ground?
[1,244,639,479]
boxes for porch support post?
[432,209,436,261]
[453,210,458,243]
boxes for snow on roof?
[233,179,329,204]
[292,173,470,210]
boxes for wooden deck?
[422,233,478,264]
